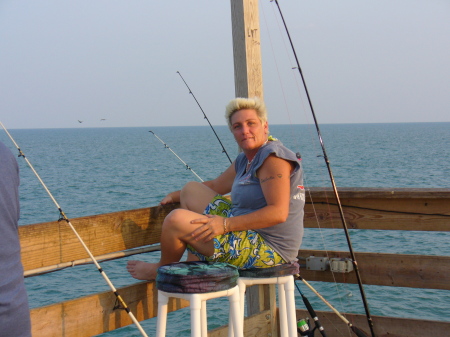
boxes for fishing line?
[0,121,149,337]
[149,130,204,182]
[272,1,376,336]
[259,4,299,145]
[261,4,353,329]
[176,71,232,164]
[261,1,354,325]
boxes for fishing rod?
[176,71,233,164]
[293,278,328,337]
[149,130,204,182]
[297,276,370,337]
[271,1,376,336]
[0,121,149,337]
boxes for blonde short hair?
[225,97,268,130]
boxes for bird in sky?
[78,120,83,123]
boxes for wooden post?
[229,0,274,322]
[230,0,264,99]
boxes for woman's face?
[230,109,268,152]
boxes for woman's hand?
[160,190,181,205]
[190,215,224,243]
[160,194,174,205]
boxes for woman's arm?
[227,155,292,230]
[190,155,293,242]
[203,161,236,195]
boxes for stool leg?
[190,295,202,337]
[278,281,288,337]
[229,288,243,337]
[234,279,247,337]
[228,306,233,337]
[156,291,169,337]
[201,300,207,337]
[285,276,297,337]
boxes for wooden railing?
[20,188,450,337]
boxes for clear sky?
[1,0,449,129]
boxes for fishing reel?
[297,318,317,337]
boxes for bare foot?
[127,260,159,280]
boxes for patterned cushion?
[156,261,239,293]
[238,262,300,278]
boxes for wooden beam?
[29,280,450,337]
[230,0,263,98]
[30,281,189,337]
[230,0,267,305]
[308,187,450,199]
[209,310,273,337]
[211,308,450,337]
[295,309,450,337]
[19,204,176,271]
[20,188,450,272]
[298,249,450,290]
[304,187,450,231]
[304,201,450,231]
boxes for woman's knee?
[163,209,186,226]
[162,209,204,240]
[181,181,203,197]
[180,181,216,212]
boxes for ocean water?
[1,123,449,336]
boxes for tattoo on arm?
[260,175,275,183]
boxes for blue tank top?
[230,140,305,263]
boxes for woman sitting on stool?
[127,97,305,280]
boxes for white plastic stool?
[155,261,243,337]
[156,285,243,337]
[237,275,297,337]
[235,263,299,337]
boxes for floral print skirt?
[187,195,286,269]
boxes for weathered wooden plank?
[210,308,450,337]
[30,281,189,337]
[295,309,450,337]
[30,283,277,337]
[305,188,450,231]
[209,310,273,337]
[230,0,263,99]
[29,284,450,337]
[308,187,450,199]
[244,284,277,336]
[298,249,450,290]
[20,204,176,271]
[20,188,450,272]
[304,199,450,231]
